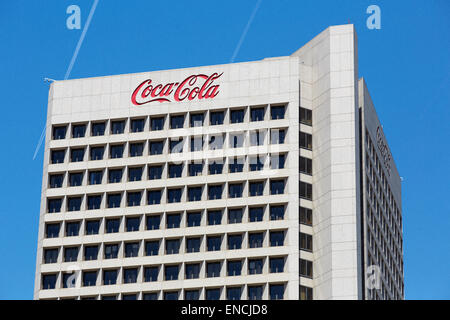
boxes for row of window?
[52,105,289,140]
[46,179,289,213]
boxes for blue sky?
[0,0,448,300]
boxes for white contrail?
[230,0,263,63]
[33,0,100,160]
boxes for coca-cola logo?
[131,72,223,105]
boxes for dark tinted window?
[125,242,139,257]
[69,172,83,186]
[249,207,263,222]
[229,158,244,173]
[170,115,184,129]
[206,288,220,300]
[271,105,285,120]
[110,145,124,158]
[126,217,140,232]
[64,247,78,262]
[151,117,164,130]
[249,181,264,197]
[228,208,242,224]
[131,119,144,132]
[249,156,264,171]
[48,198,62,213]
[165,265,179,280]
[251,107,264,121]
[53,126,67,140]
[67,196,82,211]
[300,207,313,226]
[300,156,312,175]
[49,174,63,188]
[189,162,203,176]
[127,192,141,206]
[207,262,221,277]
[166,239,180,254]
[208,210,222,226]
[208,185,222,200]
[230,109,244,123]
[149,165,163,180]
[86,220,100,235]
[270,205,285,220]
[108,169,122,183]
[188,187,202,201]
[84,245,99,260]
[150,141,164,155]
[106,218,120,233]
[66,222,80,236]
[249,233,263,248]
[248,259,263,274]
[186,238,200,253]
[209,161,223,174]
[300,107,312,126]
[210,111,224,125]
[300,232,313,251]
[148,190,162,205]
[111,120,125,134]
[300,181,313,200]
[145,241,159,256]
[70,148,84,162]
[227,261,242,276]
[207,236,221,251]
[104,244,119,259]
[89,170,102,185]
[227,287,241,300]
[187,212,201,227]
[42,274,57,289]
[300,132,312,150]
[185,263,200,279]
[46,223,60,238]
[44,248,58,264]
[90,146,104,160]
[248,286,263,300]
[107,193,121,208]
[300,259,313,278]
[190,113,204,127]
[144,267,158,282]
[72,124,86,138]
[146,215,160,230]
[167,214,181,228]
[87,195,101,210]
[270,231,284,246]
[51,150,65,164]
[270,284,284,300]
[270,180,285,195]
[103,270,117,285]
[91,122,105,136]
[229,183,243,198]
[123,268,138,283]
[129,142,144,157]
[169,139,183,153]
[270,257,285,273]
[228,234,242,250]
[129,167,143,181]
[185,290,200,300]
[169,164,183,178]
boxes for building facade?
[34,24,404,300]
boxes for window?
[129,142,144,157]
[64,247,78,262]
[91,122,105,136]
[227,287,241,300]
[165,265,179,280]
[72,124,86,138]
[84,245,99,261]
[227,261,242,276]
[249,156,264,171]
[53,126,66,140]
[111,120,125,134]
[48,198,62,213]
[229,183,243,198]
[128,167,143,182]
[208,185,222,200]
[270,128,286,144]
[208,210,222,226]
[186,237,200,253]
[150,141,164,155]
[249,181,264,197]
[125,242,139,257]
[270,180,285,195]
[169,114,184,129]
[110,144,124,158]
[66,221,80,236]
[300,132,312,150]
[300,233,313,251]
[209,134,224,150]
[248,286,263,300]
[169,138,183,153]
[190,136,203,151]
[144,266,158,282]
[87,195,101,210]
[209,161,223,174]
[210,111,224,125]
[230,109,244,123]
[169,164,183,178]
[149,165,163,180]
[122,294,137,300]
[164,292,178,300]
[146,215,160,230]
[300,285,313,300]
[151,116,164,131]
[127,191,141,206]
[270,284,284,300]
[206,288,220,300]
[185,290,200,300]
[248,259,263,275]
[230,133,244,148]
[207,236,221,251]
[270,257,285,273]
[104,244,119,259]
[300,181,312,200]
[42,274,57,290]
[85,220,99,235]
[300,207,313,225]
[249,233,263,248]
[49,174,63,188]
[167,213,181,228]
[143,293,158,300]
[44,248,58,264]
[126,217,140,232]
[190,113,204,127]
[187,212,201,227]
[145,241,159,256]
[167,188,181,203]
[108,169,122,183]
[51,149,65,164]
[270,231,284,246]
[270,154,286,169]
[229,158,244,173]
[107,193,121,208]
[166,239,180,254]
[46,223,60,238]
[131,118,144,132]
[105,218,120,233]
[89,170,102,185]
[148,190,162,205]
[103,270,118,285]
[271,105,285,120]
[300,259,313,278]
[251,107,264,121]
[300,156,312,174]
[228,234,242,250]
[185,263,200,279]
[70,148,84,162]
[250,130,265,146]
[69,172,83,186]
[67,196,81,211]
[123,268,138,283]
[228,208,242,224]
[249,207,263,222]
[188,186,202,201]
[300,107,312,126]
[189,162,203,176]
[207,262,221,277]
[90,146,104,160]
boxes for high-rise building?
[34,24,403,300]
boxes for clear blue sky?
[0,0,448,300]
